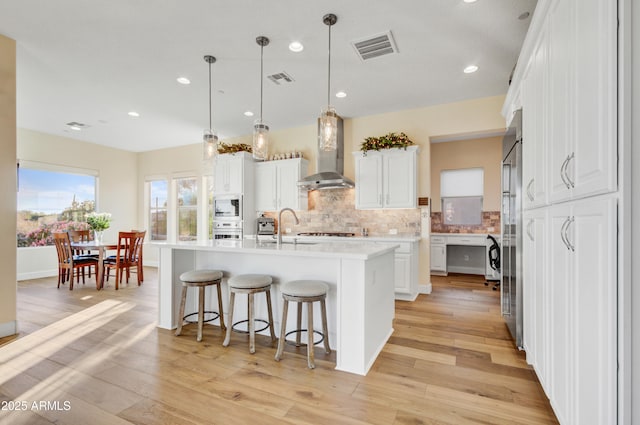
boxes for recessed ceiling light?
[128,111,140,117]
[69,125,82,131]
[244,111,254,117]
[66,121,86,131]
[463,0,478,3]
[335,91,347,98]
[464,65,479,74]
[177,77,191,85]
[518,11,530,20]
[289,41,304,53]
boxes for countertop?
[152,239,399,260]
[247,234,421,243]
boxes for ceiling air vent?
[351,31,398,61]
[267,72,294,85]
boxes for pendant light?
[253,36,270,161]
[319,13,338,152]
[203,55,218,161]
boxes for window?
[149,180,168,241]
[17,164,96,247]
[440,168,484,225]
[176,177,198,241]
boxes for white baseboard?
[447,266,485,275]
[419,283,432,294]
[17,269,58,281]
[0,321,17,338]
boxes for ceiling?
[0,0,536,153]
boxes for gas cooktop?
[296,232,356,237]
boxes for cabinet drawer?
[446,235,485,246]
[431,236,446,244]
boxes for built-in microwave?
[213,194,242,220]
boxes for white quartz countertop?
[152,239,399,260]
[246,234,421,243]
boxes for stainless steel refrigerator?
[501,109,523,349]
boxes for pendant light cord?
[208,61,212,130]
[260,44,264,123]
[327,23,332,107]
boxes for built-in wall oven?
[213,194,242,220]
[213,220,243,239]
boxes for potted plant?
[86,212,111,243]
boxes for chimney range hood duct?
[297,116,355,190]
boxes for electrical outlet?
[285,228,291,234]
[487,226,495,232]
[464,255,470,261]
[389,229,398,235]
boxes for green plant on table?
[86,212,111,231]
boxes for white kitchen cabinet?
[353,146,418,210]
[255,158,308,211]
[214,152,250,195]
[548,197,616,425]
[522,208,549,392]
[430,236,446,273]
[521,26,549,210]
[545,0,617,204]
[382,240,419,301]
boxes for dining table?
[70,241,118,289]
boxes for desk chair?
[484,235,501,291]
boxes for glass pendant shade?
[253,122,269,161]
[319,106,338,151]
[203,129,218,161]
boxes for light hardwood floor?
[0,270,558,425]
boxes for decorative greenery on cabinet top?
[360,132,415,155]
[217,142,252,154]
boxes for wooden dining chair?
[130,229,146,282]
[53,232,99,290]
[68,229,98,281]
[103,231,145,290]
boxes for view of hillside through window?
[17,167,96,247]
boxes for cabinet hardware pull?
[560,156,571,189]
[565,152,575,188]
[386,193,390,204]
[526,179,535,202]
[564,216,575,251]
[379,193,382,205]
[526,219,535,241]
[560,216,571,251]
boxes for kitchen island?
[155,239,398,375]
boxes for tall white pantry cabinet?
[509,0,618,424]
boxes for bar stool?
[175,269,225,342]
[223,274,276,354]
[274,280,331,369]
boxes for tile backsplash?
[263,189,421,237]
[430,211,501,234]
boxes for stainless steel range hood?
[297,116,355,190]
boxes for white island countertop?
[153,238,399,260]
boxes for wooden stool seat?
[223,274,276,354]
[275,280,331,369]
[175,269,225,342]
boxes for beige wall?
[0,34,17,336]
[430,136,503,213]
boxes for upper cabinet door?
[354,146,418,210]
[254,162,277,211]
[355,154,383,209]
[214,154,245,195]
[277,159,308,210]
[570,0,617,200]
[383,150,416,208]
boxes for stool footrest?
[183,311,220,324]
[231,319,271,334]
[284,329,325,347]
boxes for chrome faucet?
[277,208,299,245]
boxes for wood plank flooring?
[0,271,558,424]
